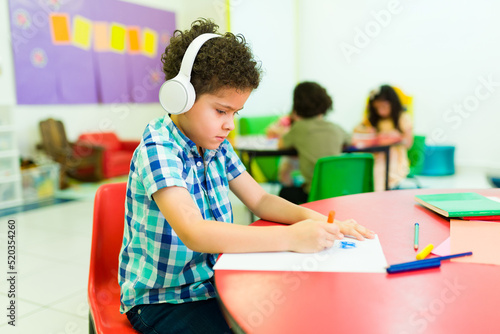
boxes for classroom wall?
[297,0,500,170]
[3,0,500,171]
[0,1,16,106]
[0,0,225,158]
[230,0,298,119]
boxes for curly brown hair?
[161,19,261,97]
[293,82,333,118]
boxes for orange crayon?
[327,210,336,223]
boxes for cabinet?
[0,106,22,209]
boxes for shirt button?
[138,309,141,314]
[196,161,202,167]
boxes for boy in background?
[278,82,351,204]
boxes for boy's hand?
[334,219,375,241]
[288,219,344,253]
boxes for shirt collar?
[162,115,223,161]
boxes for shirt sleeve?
[281,125,295,148]
[224,140,246,181]
[135,141,187,199]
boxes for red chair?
[77,133,139,179]
[88,182,138,333]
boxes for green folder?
[415,192,500,217]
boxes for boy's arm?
[230,171,324,223]
[230,172,375,239]
[153,184,343,254]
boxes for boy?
[119,19,374,334]
[278,82,351,204]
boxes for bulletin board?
[8,0,176,104]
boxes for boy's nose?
[224,120,235,131]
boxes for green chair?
[308,153,374,202]
[401,135,426,189]
[238,116,281,182]
[239,116,280,136]
[408,135,426,176]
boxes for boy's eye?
[216,109,239,116]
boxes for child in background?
[119,19,374,334]
[266,113,302,187]
[353,85,413,191]
[278,82,351,204]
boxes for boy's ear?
[159,33,220,115]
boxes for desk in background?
[235,136,297,179]
[214,188,500,334]
[235,136,395,190]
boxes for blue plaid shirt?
[119,115,245,313]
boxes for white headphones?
[159,33,221,114]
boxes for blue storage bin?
[489,176,500,188]
[420,145,455,176]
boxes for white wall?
[0,0,225,158]
[231,0,298,118]
[0,1,16,106]
[298,0,500,169]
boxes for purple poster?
[8,0,176,104]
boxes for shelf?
[0,125,15,132]
[0,175,21,184]
[0,150,20,158]
[0,106,22,209]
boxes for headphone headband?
[179,33,220,77]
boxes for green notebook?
[414,192,500,217]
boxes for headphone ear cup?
[159,73,196,115]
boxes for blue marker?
[386,252,473,274]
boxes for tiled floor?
[0,166,496,333]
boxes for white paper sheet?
[214,235,387,273]
[487,196,500,203]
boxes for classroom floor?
[0,166,496,332]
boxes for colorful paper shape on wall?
[50,13,71,44]
[93,22,109,52]
[142,28,158,58]
[127,27,141,54]
[110,23,127,53]
[8,0,176,104]
[72,15,93,50]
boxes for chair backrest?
[78,132,121,151]
[88,182,137,333]
[39,118,71,161]
[407,135,426,176]
[238,116,282,182]
[239,115,280,136]
[308,153,374,202]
